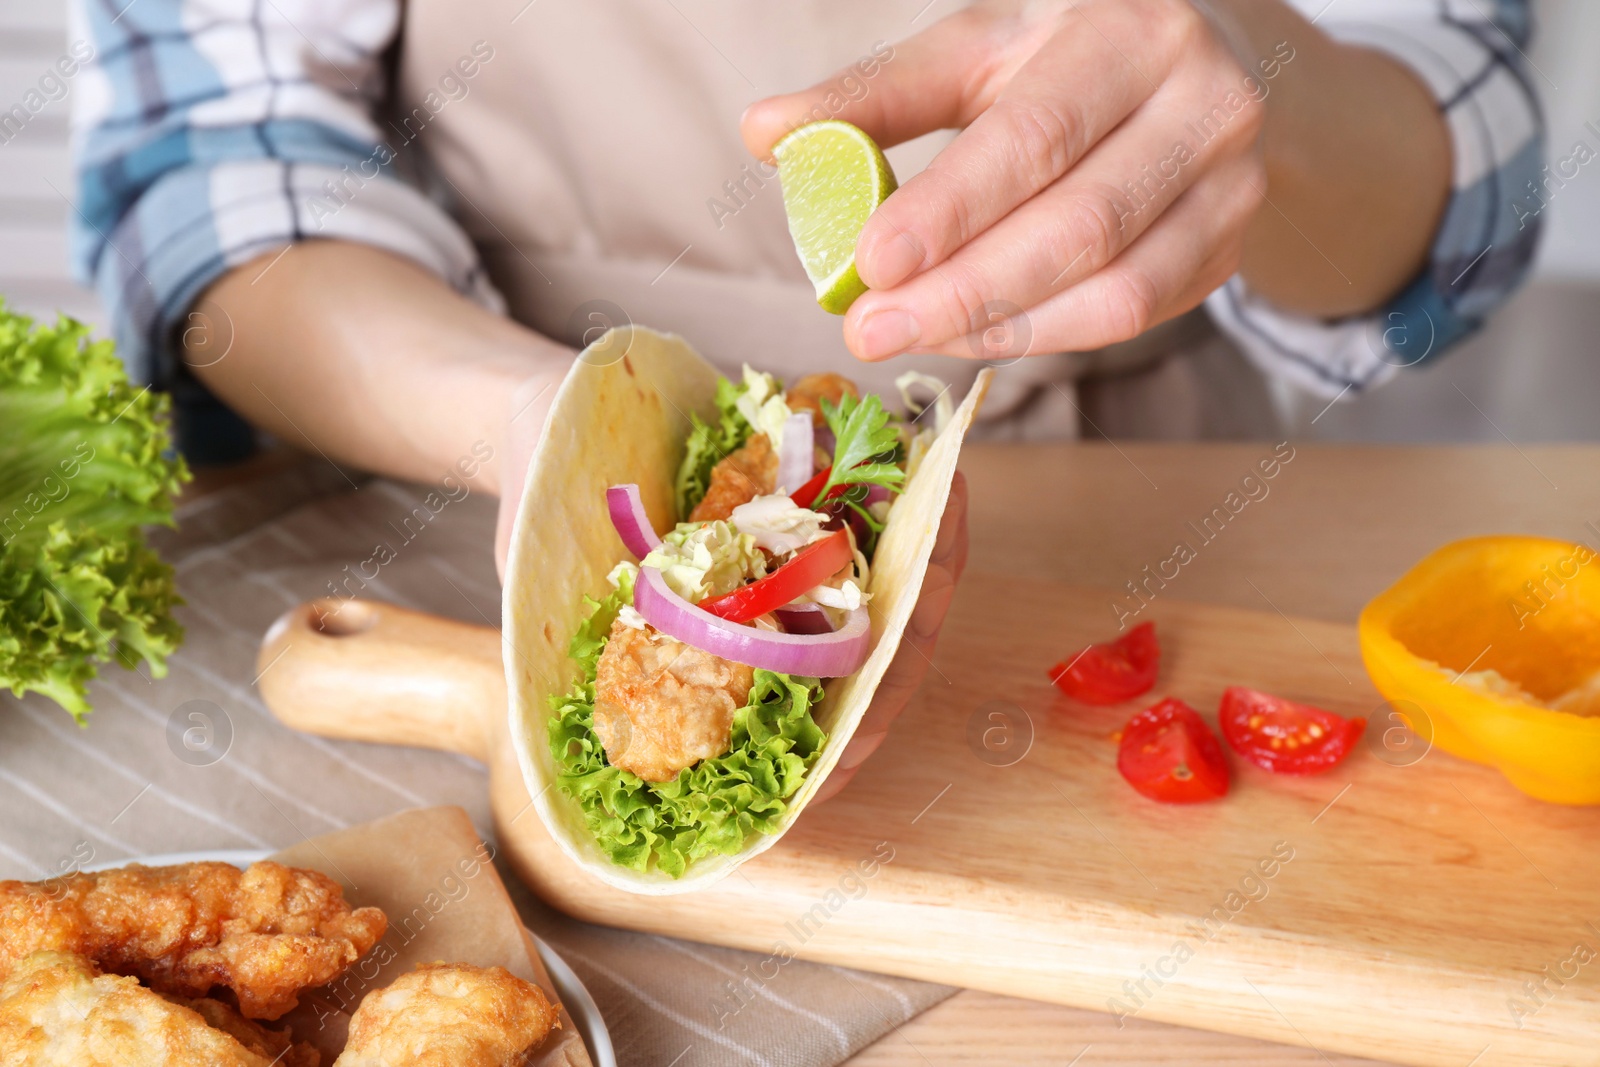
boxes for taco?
[504,327,990,893]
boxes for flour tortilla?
[504,327,990,894]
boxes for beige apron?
[395,0,1282,439]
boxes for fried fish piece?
[593,618,756,781]
[689,431,777,522]
[164,992,321,1067]
[0,950,313,1067]
[333,962,557,1067]
[689,373,860,523]
[784,372,858,428]
[0,861,386,1020]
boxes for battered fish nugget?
[333,962,557,1067]
[688,374,859,524]
[0,950,315,1067]
[689,432,776,522]
[165,992,321,1067]
[0,861,386,1019]
[784,372,858,428]
[593,618,755,781]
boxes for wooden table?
[196,439,1597,1066]
[839,440,1598,1067]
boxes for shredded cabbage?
[895,371,954,434]
[809,579,866,611]
[734,365,794,450]
[896,371,952,486]
[728,493,828,556]
[547,571,827,878]
[641,520,765,601]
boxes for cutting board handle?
[256,599,505,763]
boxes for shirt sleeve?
[67,0,502,385]
[1206,0,1545,399]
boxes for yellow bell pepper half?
[1358,535,1600,804]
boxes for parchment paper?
[271,806,592,1067]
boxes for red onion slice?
[773,602,834,635]
[777,412,814,495]
[635,566,870,676]
[606,484,662,558]
[815,426,836,459]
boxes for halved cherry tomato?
[1048,622,1160,705]
[1218,687,1365,775]
[1117,698,1230,803]
[698,529,852,623]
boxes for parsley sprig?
[813,393,905,529]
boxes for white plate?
[84,849,616,1067]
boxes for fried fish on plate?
[0,861,386,1019]
[0,950,320,1067]
[333,962,558,1067]
[164,991,321,1067]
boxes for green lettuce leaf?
[547,572,826,878]
[0,303,188,720]
[674,375,755,520]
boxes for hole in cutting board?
[312,599,377,637]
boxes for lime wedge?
[772,120,898,315]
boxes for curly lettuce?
[547,569,826,878]
[0,303,189,719]
[674,374,756,519]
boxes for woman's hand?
[743,0,1450,362]
[745,0,1268,361]
[812,472,968,803]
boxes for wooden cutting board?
[260,571,1600,1067]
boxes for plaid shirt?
[69,0,1544,399]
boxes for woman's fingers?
[739,9,994,161]
[847,475,965,731]
[812,473,967,805]
[846,9,1262,360]
[912,155,1266,358]
[855,1,1195,293]
[845,57,1258,359]
[1033,162,1265,350]
[746,0,1269,369]
[934,470,969,580]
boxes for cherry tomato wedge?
[1117,698,1230,803]
[1048,622,1160,705]
[697,529,852,623]
[1218,686,1366,775]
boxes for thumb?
[739,11,996,160]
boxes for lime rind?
[772,120,898,315]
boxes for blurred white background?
[1,0,1596,441]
